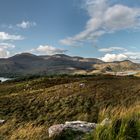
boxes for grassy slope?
[0,75,140,140]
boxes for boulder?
[48,121,96,138]
[48,118,111,138]
[48,124,65,138]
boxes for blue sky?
[0,0,140,62]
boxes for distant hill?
[0,53,103,76]
[94,60,140,72]
[0,53,139,77]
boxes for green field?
[0,75,140,140]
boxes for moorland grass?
[0,75,140,139]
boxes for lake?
[0,77,11,82]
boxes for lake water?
[0,77,11,82]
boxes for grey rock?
[48,118,111,138]
[48,121,96,138]
[48,124,65,138]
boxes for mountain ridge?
[0,53,139,77]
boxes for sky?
[0,0,140,62]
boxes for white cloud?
[100,51,140,63]
[0,48,10,58]
[17,21,36,29]
[104,5,140,30]
[0,32,23,41]
[124,51,140,62]
[101,53,128,62]
[0,43,15,49]
[60,0,140,46]
[32,45,67,55]
[0,43,15,58]
[99,47,127,52]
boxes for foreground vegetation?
[83,103,140,140]
[0,75,140,140]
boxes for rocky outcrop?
[48,119,111,138]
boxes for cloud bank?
[101,53,128,62]
[0,32,23,41]
[0,43,15,58]
[60,0,140,46]
[0,48,10,58]
[100,50,140,63]
[32,45,67,55]
[99,47,127,52]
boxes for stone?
[48,121,96,138]
[48,124,65,138]
[48,119,111,138]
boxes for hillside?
[1,75,140,139]
[0,53,139,77]
[0,53,103,77]
[94,60,140,72]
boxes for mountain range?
[0,53,140,77]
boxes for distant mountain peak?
[8,52,42,63]
[13,52,37,57]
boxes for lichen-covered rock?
[48,124,65,138]
[65,121,96,132]
[48,119,111,139]
[48,121,96,138]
